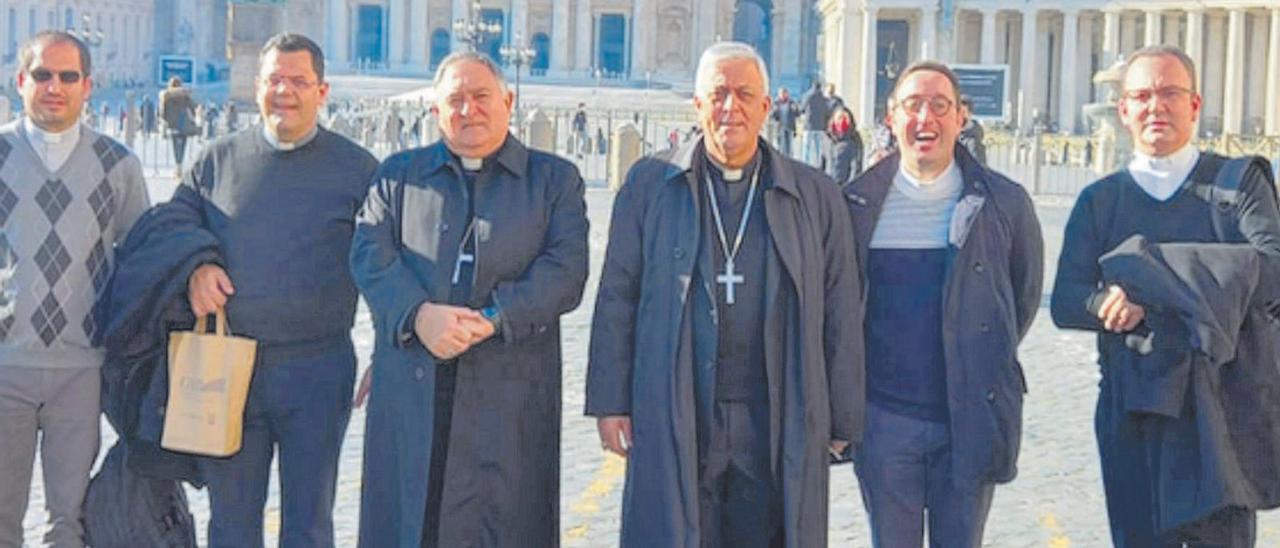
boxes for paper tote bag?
[161,309,258,457]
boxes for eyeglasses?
[260,75,317,90]
[1121,86,1193,105]
[894,95,954,117]
[28,68,83,84]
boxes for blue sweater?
[170,126,379,346]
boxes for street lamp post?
[453,1,502,53]
[500,34,536,126]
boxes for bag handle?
[193,308,230,337]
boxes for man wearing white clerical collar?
[167,32,380,547]
[1052,45,1280,546]
[586,41,864,547]
[352,51,589,548]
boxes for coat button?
[415,366,426,381]
[673,247,686,259]
[438,222,449,233]
[538,325,549,334]
[973,262,985,273]
[986,390,996,401]
[980,323,990,333]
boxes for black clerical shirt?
[698,154,770,402]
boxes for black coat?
[95,202,221,483]
[351,137,589,548]
[1097,235,1280,533]
[822,130,863,187]
[844,147,1044,489]
[585,137,864,548]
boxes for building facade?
[322,0,823,86]
[0,0,156,86]
[820,0,1280,137]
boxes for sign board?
[950,64,1009,121]
[158,55,196,86]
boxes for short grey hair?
[1122,45,1198,93]
[694,42,770,98]
[432,51,508,92]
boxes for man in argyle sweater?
[0,31,149,547]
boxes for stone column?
[551,0,570,72]
[861,6,879,128]
[695,0,718,56]
[1060,9,1079,134]
[389,0,406,66]
[630,0,649,76]
[1266,8,1280,135]
[838,4,861,110]
[920,5,937,60]
[452,0,469,52]
[1185,8,1204,92]
[410,0,429,67]
[980,9,998,65]
[512,0,528,46]
[1102,9,1120,66]
[1144,9,1161,46]
[574,0,593,72]
[1019,8,1038,133]
[1223,9,1245,135]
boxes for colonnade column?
[980,9,998,65]
[860,6,879,128]
[1266,8,1280,135]
[1059,9,1080,134]
[1223,9,1245,135]
[1019,8,1039,133]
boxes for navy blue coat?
[351,137,589,548]
[586,138,864,548]
[844,147,1044,489]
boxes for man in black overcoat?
[586,41,864,548]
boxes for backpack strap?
[1194,154,1276,242]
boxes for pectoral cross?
[716,258,745,305]
[451,251,474,285]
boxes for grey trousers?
[0,366,101,548]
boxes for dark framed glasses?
[28,68,83,84]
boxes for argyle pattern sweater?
[0,120,149,368]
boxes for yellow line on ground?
[562,453,626,542]
[1039,512,1072,547]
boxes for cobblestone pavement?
[21,183,1280,546]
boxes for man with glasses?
[587,41,863,547]
[150,33,379,546]
[1052,45,1280,546]
[844,60,1043,547]
[0,31,150,547]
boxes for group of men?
[1,25,1277,548]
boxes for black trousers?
[698,400,782,548]
[1096,379,1256,548]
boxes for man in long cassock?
[351,52,589,547]
[585,42,864,547]
[1052,45,1280,546]
[844,61,1043,547]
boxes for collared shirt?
[21,117,80,173]
[1128,143,1200,201]
[261,124,319,151]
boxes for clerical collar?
[707,153,759,183]
[262,125,318,151]
[461,156,483,171]
[1128,143,1200,201]
[21,116,80,173]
